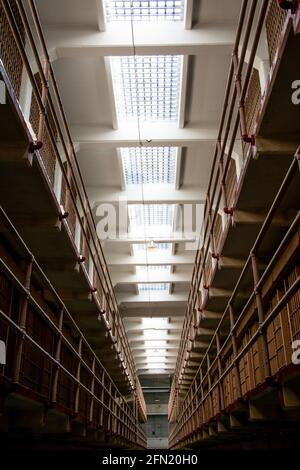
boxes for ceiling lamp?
[147,239,158,252]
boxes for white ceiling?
[36,0,242,378]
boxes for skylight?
[136,265,171,274]
[144,329,168,340]
[121,147,176,186]
[143,318,169,328]
[110,55,182,122]
[142,317,170,371]
[146,363,167,369]
[138,283,169,292]
[105,1,184,22]
[128,204,174,237]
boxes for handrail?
[0,0,146,419]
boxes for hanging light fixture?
[147,239,158,252]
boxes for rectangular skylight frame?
[136,265,171,274]
[105,1,184,22]
[110,55,182,122]
[128,204,174,238]
[121,147,177,186]
[138,283,170,292]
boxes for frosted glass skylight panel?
[128,204,174,237]
[136,265,171,274]
[105,1,184,22]
[111,55,182,122]
[144,329,167,340]
[138,283,170,292]
[146,357,167,362]
[121,147,176,185]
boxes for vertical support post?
[216,332,225,411]
[206,354,213,417]
[219,152,231,215]
[74,336,82,415]
[89,357,96,425]
[251,253,271,379]
[19,66,33,121]
[229,304,243,399]
[207,195,217,259]
[37,60,49,144]
[100,370,105,429]
[13,256,33,383]
[51,307,64,404]
[108,382,112,433]
[81,199,88,259]
[199,367,205,426]
[64,161,72,220]
[233,51,255,144]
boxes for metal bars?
[0,205,146,448]
[0,0,146,419]
[169,150,300,447]
[169,0,294,421]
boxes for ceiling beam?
[137,369,175,374]
[129,334,181,342]
[178,56,189,129]
[112,271,190,287]
[126,325,182,334]
[132,351,179,358]
[72,123,217,148]
[175,148,182,191]
[104,57,118,129]
[102,235,197,244]
[106,252,195,267]
[45,24,235,59]
[88,186,206,206]
[130,343,181,351]
[184,0,194,30]
[125,317,183,325]
[95,0,106,31]
[135,357,176,368]
[117,292,188,304]
[120,305,185,318]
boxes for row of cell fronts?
[171,229,300,445]
[0,238,141,445]
[0,0,120,341]
[0,0,141,404]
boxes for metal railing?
[0,0,146,420]
[0,205,147,448]
[168,0,294,422]
[169,148,300,447]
